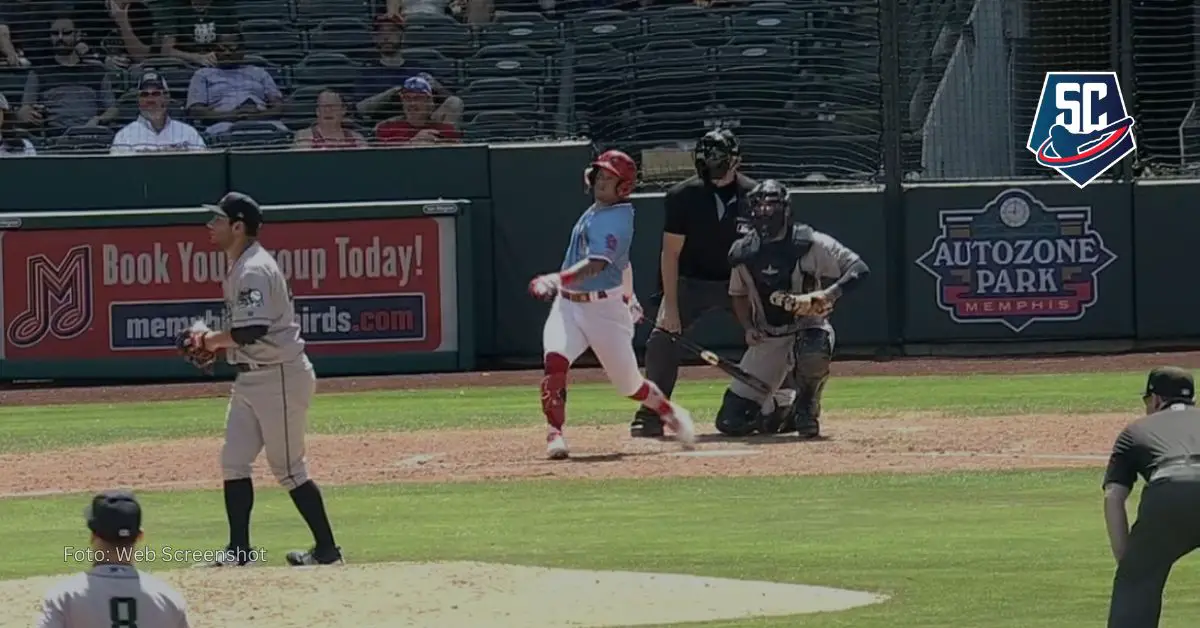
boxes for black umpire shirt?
[662,173,758,282]
[1104,404,1200,490]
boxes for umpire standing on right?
[1104,366,1200,628]
[630,129,757,438]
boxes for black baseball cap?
[85,490,142,543]
[1143,366,1195,401]
[205,191,263,232]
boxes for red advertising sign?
[1,217,456,359]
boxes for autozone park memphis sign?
[1,217,454,359]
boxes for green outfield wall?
[0,143,1191,381]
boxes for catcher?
[714,179,870,438]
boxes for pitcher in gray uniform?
[714,180,870,438]
[193,191,343,568]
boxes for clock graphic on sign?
[999,196,1030,228]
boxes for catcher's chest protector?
[743,226,814,327]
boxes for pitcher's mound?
[5,561,887,627]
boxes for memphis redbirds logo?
[915,188,1116,333]
[1026,72,1136,188]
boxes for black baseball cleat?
[630,414,664,438]
[796,418,821,439]
[286,545,344,566]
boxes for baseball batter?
[186,192,342,567]
[714,180,870,438]
[37,490,190,628]
[528,149,696,459]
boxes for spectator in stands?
[185,31,285,136]
[97,0,156,69]
[18,16,117,129]
[111,71,205,153]
[160,0,236,67]
[374,75,461,145]
[0,93,36,156]
[0,0,56,67]
[384,0,490,24]
[355,15,462,125]
[294,88,367,150]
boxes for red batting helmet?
[584,149,638,199]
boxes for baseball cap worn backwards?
[1144,366,1195,402]
[85,490,142,543]
[206,191,264,231]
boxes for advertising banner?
[0,217,459,361]
[904,183,1134,342]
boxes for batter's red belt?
[561,289,629,304]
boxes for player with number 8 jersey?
[36,490,191,628]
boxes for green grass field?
[4,369,1195,627]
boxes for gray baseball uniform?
[726,230,862,405]
[37,564,189,628]
[221,241,316,491]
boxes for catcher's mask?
[584,149,638,199]
[747,179,790,239]
[694,129,740,184]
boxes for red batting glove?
[528,273,563,300]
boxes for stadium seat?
[236,0,293,22]
[570,44,630,135]
[210,121,294,149]
[464,44,548,84]
[729,5,807,43]
[402,14,473,58]
[630,43,715,114]
[292,52,361,90]
[643,5,729,48]
[465,110,543,142]
[295,0,371,23]
[714,38,797,107]
[462,78,542,114]
[308,17,374,57]
[239,19,305,65]
[569,10,644,53]
[493,11,550,24]
[400,48,460,89]
[47,126,115,154]
[793,73,882,111]
[478,17,563,54]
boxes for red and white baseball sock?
[541,353,570,434]
[629,380,673,418]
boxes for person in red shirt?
[374,76,461,145]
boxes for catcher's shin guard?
[786,328,833,438]
[714,389,762,436]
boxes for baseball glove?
[769,290,835,317]
[176,320,217,373]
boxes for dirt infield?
[2,351,1185,498]
[5,349,1200,407]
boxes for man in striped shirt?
[111,71,205,153]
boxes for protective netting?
[0,0,885,190]
[577,2,884,188]
[901,0,1115,181]
[1130,0,1196,174]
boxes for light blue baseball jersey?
[560,201,635,293]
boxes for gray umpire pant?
[1107,474,1200,628]
[634,278,732,423]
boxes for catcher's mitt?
[176,320,217,373]
[769,290,835,317]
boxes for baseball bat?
[655,327,773,396]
